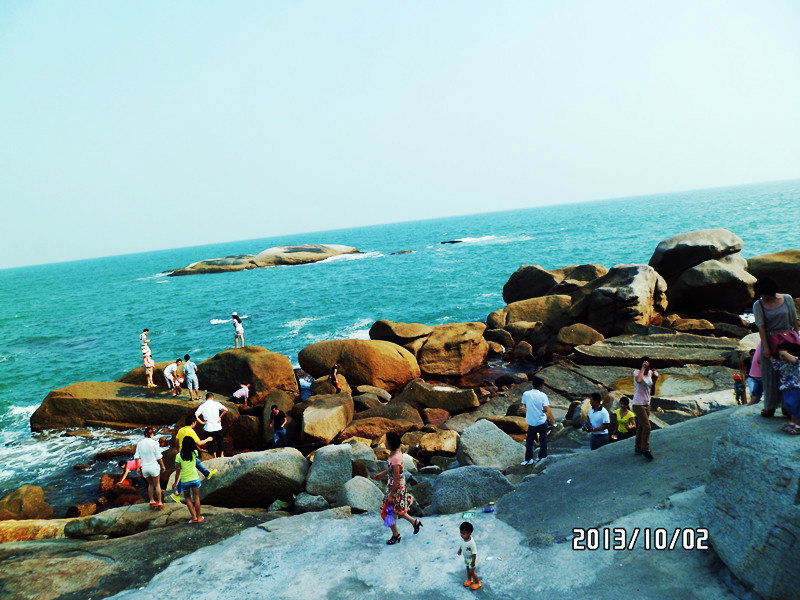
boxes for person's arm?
[635,368,644,383]
[174,462,182,487]
[195,410,207,426]
[120,467,130,483]
[372,468,388,481]
[650,370,659,394]
[778,350,798,365]
[629,414,637,430]
[280,415,287,428]
[591,415,609,433]
[458,547,462,556]
[543,405,555,426]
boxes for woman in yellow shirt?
[614,397,637,441]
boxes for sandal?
[463,579,473,587]
[386,534,401,545]
[786,424,800,435]
[470,582,482,590]
[761,409,775,418]
[413,519,422,535]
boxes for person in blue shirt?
[183,354,200,402]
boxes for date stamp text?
[572,527,709,551]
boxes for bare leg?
[192,488,202,521]
[469,567,480,584]
[146,477,155,504]
[152,476,162,505]
[185,489,197,520]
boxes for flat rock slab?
[496,408,736,542]
[573,333,739,368]
[108,494,736,600]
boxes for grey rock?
[306,444,353,503]
[336,476,384,513]
[294,492,329,514]
[649,228,743,279]
[354,385,392,402]
[430,465,515,514]
[455,419,525,471]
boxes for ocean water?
[1,179,798,512]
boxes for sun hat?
[232,312,238,316]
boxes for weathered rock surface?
[353,400,424,430]
[301,393,355,444]
[569,264,667,336]
[484,328,515,348]
[649,228,744,279]
[298,340,420,392]
[393,378,480,413]
[430,466,515,514]
[340,417,415,440]
[170,244,360,275]
[354,385,392,402]
[487,295,573,330]
[536,363,608,401]
[746,249,800,297]
[455,419,525,471]
[336,476,384,513]
[702,406,800,599]
[198,346,299,404]
[368,320,433,346]
[414,429,459,462]
[184,448,308,508]
[30,382,239,431]
[116,360,174,388]
[0,518,67,544]
[667,255,756,313]
[293,492,329,514]
[573,333,739,367]
[310,373,352,396]
[0,485,53,521]
[306,444,353,503]
[502,264,608,304]
[415,322,489,377]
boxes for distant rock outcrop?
[170,244,360,276]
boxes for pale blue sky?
[2,1,799,269]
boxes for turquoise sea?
[1,179,798,513]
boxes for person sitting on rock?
[613,397,637,441]
[586,393,611,450]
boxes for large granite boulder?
[393,379,479,413]
[368,320,433,355]
[535,363,608,402]
[306,444,353,503]
[430,466,515,514]
[339,417,415,440]
[0,518,67,543]
[455,419,525,471]
[414,429,459,462]
[198,347,299,405]
[336,476,384,513]
[301,393,355,444]
[667,255,756,313]
[649,228,744,279]
[251,244,359,267]
[702,407,800,599]
[352,400,423,429]
[568,264,667,336]
[169,255,256,276]
[502,264,608,304]
[0,486,53,521]
[298,340,420,392]
[30,382,239,431]
[310,374,351,396]
[573,333,740,367]
[415,322,489,377]
[487,295,573,330]
[484,328,515,348]
[747,249,800,297]
[189,448,308,508]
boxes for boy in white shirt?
[458,521,481,590]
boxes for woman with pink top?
[632,356,658,461]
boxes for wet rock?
[0,486,53,521]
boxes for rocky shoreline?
[3,228,799,599]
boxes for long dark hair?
[181,436,197,462]
[232,314,242,324]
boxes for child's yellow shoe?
[463,579,473,587]
[470,582,482,590]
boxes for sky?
[1,1,799,269]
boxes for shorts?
[186,375,199,390]
[747,377,763,398]
[783,388,800,419]
[207,430,225,455]
[464,557,478,569]
[141,464,161,478]
[145,367,153,375]
[182,479,202,490]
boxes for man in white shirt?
[520,376,555,465]
[163,359,182,394]
[586,392,611,450]
[195,393,228,458]
[134,427,166,508]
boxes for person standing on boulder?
[139,328,150,352]
[135,427,166,509]
[633,357,658,461]
[195,393,228,458]
[232,312,245,348]
[269,405,288,447]
[329,362,342,393]
[520,376,555,465]
[142,348,156,388]
[752,277,800,418]
[169,415,216,503]
[373,432,421,545]
[183,354,200,402]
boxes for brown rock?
[198,346,299,405]
[66,504,97,518]
[301,393,355,444]
[298,340,420,392]
[747,250,800,297]
[415,322,489,377]
[116,360,174,388]
[394,379,479,413]
[481,416,529,435]
[484,328,515,348]
[369,320,433,345]
[489,295,573,330]
[354,401,424,430]
[340,417,415,440]
[503,264,608,303]
[310,374,351,396]
[0,485,53,521]
[649,228,744,279]
[416,429,459,462]
[95,445,136,461]
[556,323,604,346]
[0,518,67,543]
[510,341,535,363]
[352,393,384,412]
[422,408,450,427]
[662,315,716,335]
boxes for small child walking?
[458,521,481,591]
[772,342,800,434]
[732,374,745,405]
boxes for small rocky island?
[3,228,800,599]
[169,243,360,276]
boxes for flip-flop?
[786,425,800,435]
[463,580,473,587]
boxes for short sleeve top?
[754,295,797,334]
[632,370,653,406]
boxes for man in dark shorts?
[269,404,288,447]
[195,393,228,458]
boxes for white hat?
[232,312,238,316]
